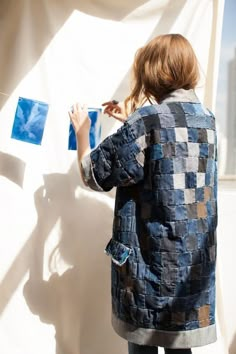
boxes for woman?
[69,34,218,354]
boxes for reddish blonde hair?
[125,34,199,113]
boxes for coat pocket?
[104,239,132,266]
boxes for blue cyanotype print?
[68,108,102,150]
[11,97,49,145]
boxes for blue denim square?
[206,159,214,173]
[174,189,185,205]
[160,190,175,205]
[175,221,188,236]
[150,144,164,160]
[186,115,212,129]
[159,113,175,128]
[206,201,213,216]
[197,233,206,249]
[174,114,187,127]
[175,143,188,157]
[185,172,197,188]
[163,142,175,157]
[156,174,174,189]
[197,218,208,233]
[181,103,202,115]
[173,157,186,173]
[199,143,209,157]
[160,129,168,142]
[198,129,208,143]
[195,187,204,202]
[188,128,198,142]
[187,219,198,234]
[175,205,188,220]
[161,158,174,173]
[205,172,211,186]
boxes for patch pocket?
[104,239,132,266]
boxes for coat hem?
[112,314,217,348]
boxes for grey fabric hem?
[112,314,217,349]
[81,154,104,191]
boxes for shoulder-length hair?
[125,34,200,113]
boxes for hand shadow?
[23,162,116,354]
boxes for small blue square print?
[11,97,49,145]
[68,108,102,150]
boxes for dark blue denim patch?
[185,172,197,188]
[155,174,174,190]
[188,128,198,142]
[150,144,164,160]
[160,158,175,174]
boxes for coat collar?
[160,88,200,104]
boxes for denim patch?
[174,221,188,236]
[195,187,205,202]
[186,115,212,129]
[208,144,215,158]
[175,205,188,220]
[159,114,176,128]
[197,173,206,188]
[205,172,211,186]
[156,174,174,189]
[149,129,161,144]
[186,157,199,172]
[163,142,176,157]
[150,144,164,160]
[187,219,198,234]
[206,129,215,144]
[187,142,200,157]
[175,127,188,142]
[184,188,195,204]
[160,190,175,205]
[174,113,187,127]
[173,173,186,189]
[159,128,176,143]
[198,158,208,172]
[143,114,161,132]
[185,172,197,188]
[199,143,209,157]
[188,128,198,142]
[206,159,214,173]
[175,142,188,157]
[197,129,208,143]
[181,103,203,115]
[174,189,185,205]
[173,157,186,173]
[160,158,174,173]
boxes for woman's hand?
[68,103,91,135]
[68,103,91,162]
[102,100,127,123]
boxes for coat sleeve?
[81,123,145,191]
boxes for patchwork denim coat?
[82,89,217,348]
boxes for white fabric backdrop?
[0,1,233,354]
